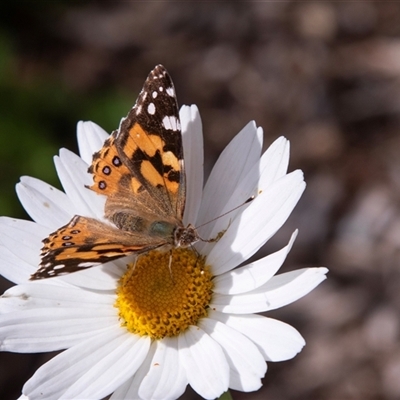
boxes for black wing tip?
[30,269,52,280]
[148,65,172,83]
[30,274,43,280]
[152,64,167,73]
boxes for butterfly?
[30,65,202,280]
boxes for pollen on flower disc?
[115,248,213,339]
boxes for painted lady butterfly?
[31,65,201,280]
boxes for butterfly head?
[173,224,201,248]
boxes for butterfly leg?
[168,249,176,285]
[123,255,140,286]
[203,219,232,243]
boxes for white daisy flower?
[0,105,328,400]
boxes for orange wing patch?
[120,121,182,201]
[125,123,164,159]
[124,123,181,194]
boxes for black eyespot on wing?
[112,156,121,166]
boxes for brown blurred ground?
[1,2,400,399]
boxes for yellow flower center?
[115,248,213,339]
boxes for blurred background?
[0,2,399,399]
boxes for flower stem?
[218,391,233,400]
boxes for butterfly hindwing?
[32,215,167,279]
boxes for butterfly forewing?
[31,65,193,280]
[122,65,185,219]
[116,66,184,218]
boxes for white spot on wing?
[136,105,142,115]
[166,87,175,97]
[117,117,126,136]
[147,102,156,115]
[78,262,101,268]
[152,91,158,98]
[162,116,180,131]
[159,86,163,92]
[162,116,171,130]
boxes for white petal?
[259,266,329,310]
[110,342,153,400]
[257,136,290,187]
[0,245,35,284]
[77,121,109,164]
[113,337,188,400]
[1,283,114,312]
[180,105,204,226]
[23,328,150,400]
[0,282,116,352]
[57,261,122,290]
[213,230,297,294]
[0,307,118,352]
[117,342,158,400]
[55,149,106,220]
[178,325,229,399]
[210,311,306,361]
[0,216,47,246]
[139,337,187,400]
[199,317,266,392]
[21,176,77,216]
[0,217,47,267]
[16,177,75,230]
[109,377,134,400]
[197,137,290,255]
[210,267,328,313]
[207,170,305,275]
[197,121,263,230]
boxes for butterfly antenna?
[195,195,254,231]
[194,195,255,243]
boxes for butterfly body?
[31,65,199,280]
